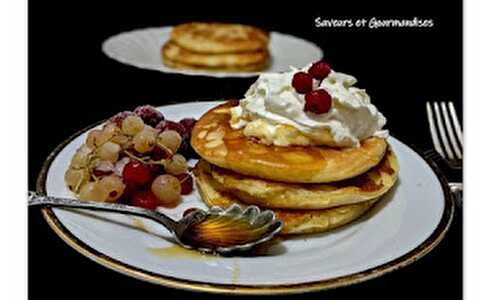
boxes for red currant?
[151,146,169,161]
[304,89,332,114]
[108,111,135,127]
[131,191,159,210]
[119,182,138,203]
[122,160,152,186]
[156,120,199,158]
[308,61,331,80]
[149,164,166,177]
[176,173,193,195]
[183,207,200,217]
[180,118,200,159]
[156,120,187,137]
[292,72,313,94]
[134,105,164,127]
[179,118,197,134]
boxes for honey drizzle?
[183,215,269,248]
[148,246,241,284]
[216,109,327,170]
[147,245,217,260]
[131,217,147,232]
[231,259,240,284]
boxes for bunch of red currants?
[291,61,334,114]
[65,105,198,210]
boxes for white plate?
[37,101,454,294]
[102,27,323,78]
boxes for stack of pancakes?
[162,22,270,72]
[191,102,399,235]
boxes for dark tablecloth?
[28,1,462,299]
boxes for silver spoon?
[28,191,283,254]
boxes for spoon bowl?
[178,205,283,253]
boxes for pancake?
[191,101,388,183]
[199,146,398,210]
[194,162,378,235]
[170,22,269,54]
[163,56,269,72]
[162,41,269,70]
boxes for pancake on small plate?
[194,161,379,235]
[162,41,269,71]
[162,22,270,72]
[170,22,269,54]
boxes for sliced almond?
[197,130,208,139]
[214,145,228,157]
[202,123,217,129]
[205,139,223,149]
[206,128,225,141]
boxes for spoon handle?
[28,191,179,232]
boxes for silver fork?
[426,101,463,205]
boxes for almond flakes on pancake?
[191,101,388,183]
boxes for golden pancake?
[191,101,388,183]
[162,41,269,70]
[194,163,378,235]
[170,22,269,54]
[199,146,398,210]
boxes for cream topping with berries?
[230,62,388,147]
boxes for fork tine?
[433,102,455,160]
[426,102,445,158]
[448,102,463,148]
[440,102,462,159]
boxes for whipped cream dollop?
[230,66,388,147]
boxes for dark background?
[29,1,462,299]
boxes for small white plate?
[37,101,454,294]
[102,27,323,78]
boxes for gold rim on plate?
[35,110,455,295]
